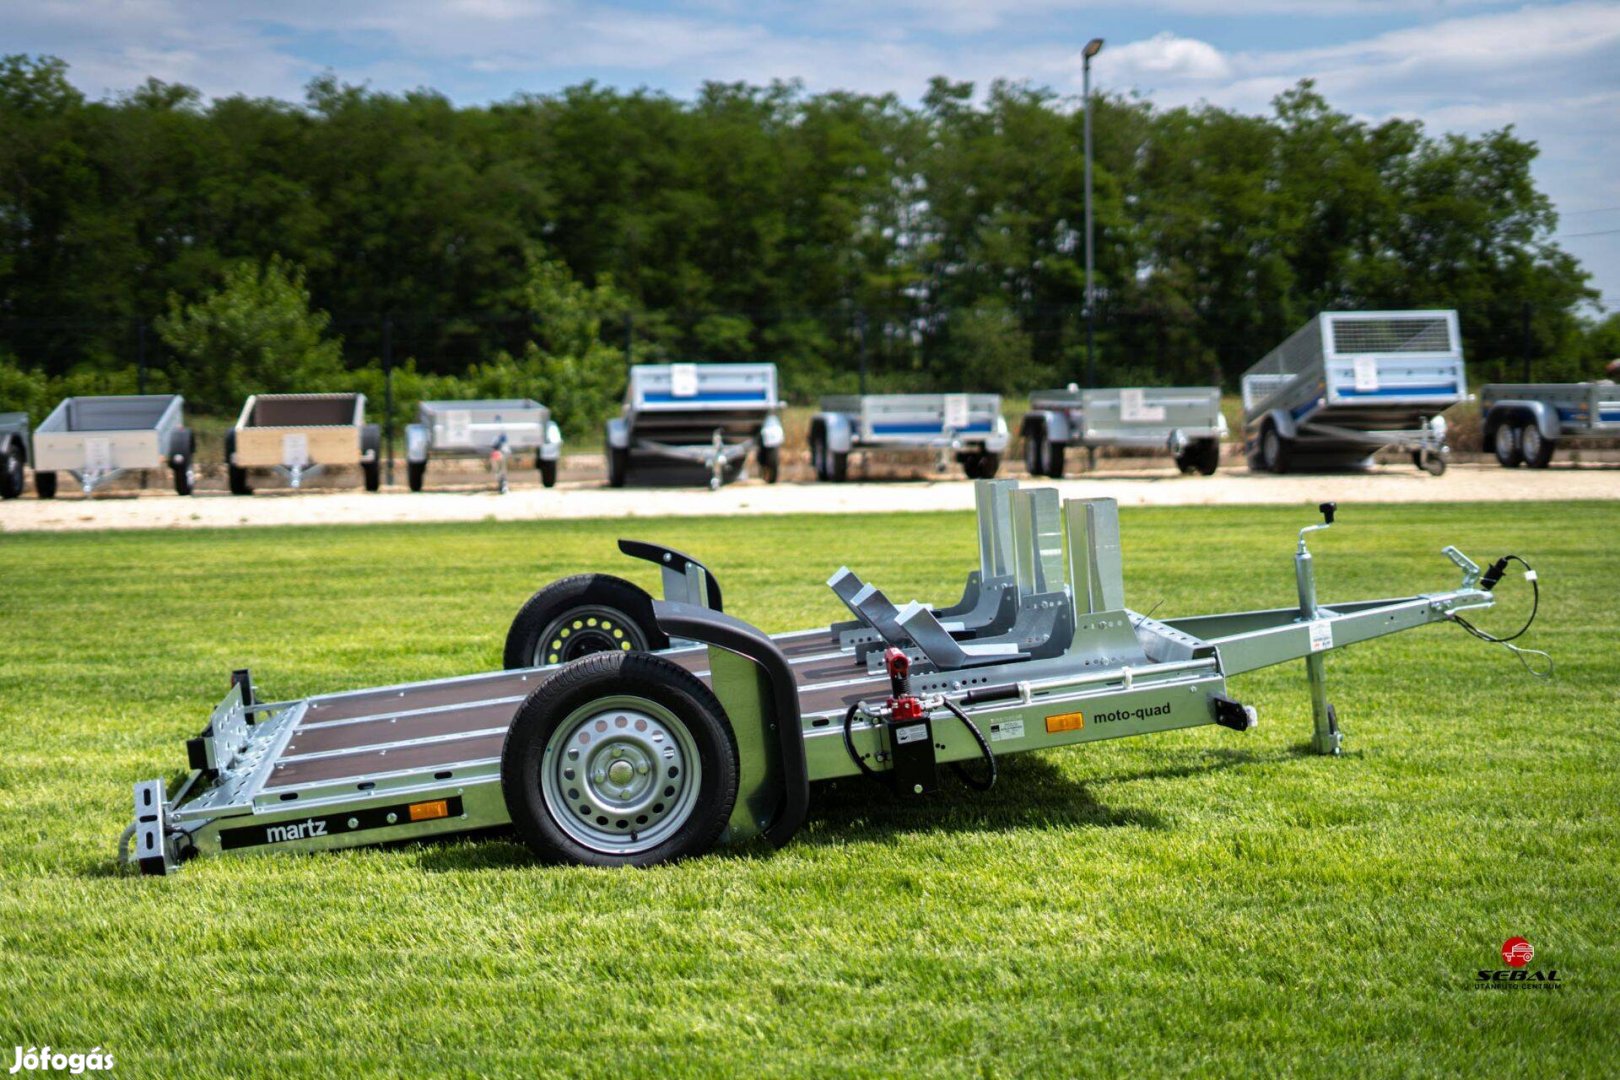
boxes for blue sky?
[9,0,1620,311]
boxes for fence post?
[383,315,395,487]
[137,322,148,395]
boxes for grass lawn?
[0,502,1615,1077]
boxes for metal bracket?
[133,780,173,875]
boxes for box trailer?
[30,394,195,497]
[0,412,30,499]
[1242,311,1466,475]
[225,393,380,495]
[1480,382,1620,468]
[123,481,1539,874]
[405,399,563,493]
[1021,386,1226,477]
[809,394,1009,481]
[605,363,783,489]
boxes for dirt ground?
[2,457,1615,532]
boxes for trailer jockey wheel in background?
[500,651,739,867]
[1411,450,1447,476]
[503,573,670,669]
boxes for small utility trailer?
[809,394,1009,481]
[1480,382,1620,468]
[0,412,30,499]
[225,393,380,495]
[124,480,1533,874]
[605,363,783,489]
[405,399,563,493]
[30,394,195,498]
[1021,385,1226,477]
[1243,310,1466,475]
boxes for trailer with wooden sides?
[1021,385,1226,477]
[1480,382,1620,468]
[29,394,195,497]
[809,393,1008,481]
[405,399,563,493]
[225,393,381,495]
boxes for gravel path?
[2,461,1614,533]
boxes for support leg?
[1305,652,1340,755]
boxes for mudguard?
[1484,400,1561,447]
[815,411,854,454]
[404,423,430,463]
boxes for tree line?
[0,53,1613,431]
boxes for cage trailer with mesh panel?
[124,480,1537,873]
[1243,311,1466,475]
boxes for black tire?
[959,451,1001,480]
[1491,423,1522,468]
[407,460,427,492]
[34,471,57,499]
[1041,438,1065,478]
[757,445,779,484]
[500,650,739,868]
[1187,438,1220,476]
[1022,421,1046,476]
[224,431,252,496]
[1518,423,1555,469]
[1,443,23,500]
[1259,421,1290,474]
[607,445,629,488]
[538,457,558,489]
[169,427,196,496]
[361,423,382,492]
[503,573,669,670]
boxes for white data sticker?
[670,363,699,398]
[989,719,1025,743]
[281,432,310,467]
[894,723,929,746]
[82,437,113,473]
[943,393,971,430]
[1309,619,1333,652]
[1352,356,1381,393]
[443,410,472,446]
[1119,387,1167,423]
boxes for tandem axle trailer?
[1480,382,1620,468]
[125,482,1535,873]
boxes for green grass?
[1,503,1616,1077]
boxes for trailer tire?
[224,431,252,496]
[607,446,629,488]
[1518,423,1555,468]
[504,573,670,670]
[959,451,1001,479]
[1491,424,1523,468]
[809,421,847,482]
[538,455,558,489]
[407,460,427,492]
[757,445,779,484]
[1,443,23,500]
[1259,421,1290,474]
[34,471,57,499]
[501,650,739,867]
[170,427,196,496]
[1176,438,1220,476]
[1022,421,1046,476]
[361,424,382,491]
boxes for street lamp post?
[1082,37,1103,390]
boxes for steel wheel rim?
[533,605,647,667]
[1521,425,1541,460]
[1263,429,1279,468]
[540,694,701,854]
[1495,427,1517,464]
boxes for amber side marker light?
[408,800,451,822]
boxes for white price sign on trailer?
[1352,357,1381,393]
[443,410,472,446]
[1119,388,1166,423]
[670,363,699,398]
[82,437,113,474]
[943,393,971,430]
[281,433,309,467]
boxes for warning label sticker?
[894,723,929,746]
[989,719,1024,743]
[1309,620,1333,652]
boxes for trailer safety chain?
[840,698,998,792]
[1453,554,1552,679]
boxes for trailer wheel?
[809,422,847,483]
[1259,422,1290,474]
[504,573,669,670]
[361,424,382,491]
[1022,421,1046,476]
[1491,424,1523,468]
[757,445,779,484]
[224,431,252,496]
[34,471,57,499]
[959,451,1001,479]
[1176,438,1221,476]
[538,454,558,489]
[501,650,739,867]
[1518,423,1555,468]
[607,446,629,488]
[170,427,196,496]
[0,443,23,500]
[406,460,427,492]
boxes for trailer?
[225,393,380,495]
[809,394,1009,481]
[605,363,783,490]
[30,394,195,498]
[1021,385,1226,477]
[0,412,30,499]
[123,480,1537,874]
[405,399,563,493]
[1479,382,1620,468]
[1242,311,1466,475]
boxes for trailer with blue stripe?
[605,363,783,489]
[809,393,1008,481]
[1480,381,1620,468]
[1243,310,1466,476]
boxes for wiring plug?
[1481,556,1512,592]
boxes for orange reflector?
[408,800,450,822]
[1045,711,1085,734]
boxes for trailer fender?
[815,411,854,454]
[404,423,430,463]
[605,416,631,450]
[0,429,24,464]
[985,414,1010,453]
[1483,400,1560,449]
[653,601,809,849]
[538,420,564,461]
[1023,409,1072,446]
[759,413,784,449]
[1264,408,1299,440]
